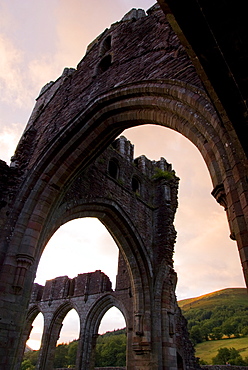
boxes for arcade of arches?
[0,4,247,370]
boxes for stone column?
[36,319,63,370]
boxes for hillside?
[178,288,248,364]
[195,336,248,364]
[178,288,248,311]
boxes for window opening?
[21,313,44,369]
[98,54,112,73]
[108,159,119,180]
[100,35,111,56]
[177,352,184,370]
[26,312,44,351]
[95,307,126,367]
[54,309,80,369]
[132,176,140,193]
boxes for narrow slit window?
[98,54,112,73]
[100,35,112,56]
[132,177,140,193]
[108,159,119,180]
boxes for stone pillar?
[15,323,33,370]
[36,319,63,370]
[160,278,178,370]
[77,323,93,370]
[0,251,36,370]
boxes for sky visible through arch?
[0,0,245,350]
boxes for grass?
[195,336,248,364]
[178,288,248,311]
[177,288,248,364]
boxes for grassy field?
[195,336,248,364]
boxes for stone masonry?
[20,136,197,369]
[0,4,247,369]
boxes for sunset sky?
[0,0,245,350]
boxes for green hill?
[178,288,248,364]
[178,288,248,311]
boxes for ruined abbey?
[0,2,247,369]
[22,136,197,369]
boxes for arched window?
[98,54,112,73]
[54,309,80,369]
[100,35,112,56]
[21,312,44,368]
[26,312,44,351]
[132,176,140,194]
[108,159,119,180]
[96,307,126,367]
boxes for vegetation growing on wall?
[152,168,175,181]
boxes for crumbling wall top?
[10,4,203,175]
[30,271,112,304]
[121,8,146,22]
[112,136,176,181]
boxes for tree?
[241,326,248,335]
[222,320,236,338]
[209,327,223,340]
[212,347,233,365]
[21,359,35,370]
[190,325,203,344]
[67,340,78,366]
[212,347,247,365]
[95,333,126,366]
[201,322,212,341]
[53,343,69,368]
[182,298,248,342]
[21,350,39,368]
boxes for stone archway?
[0,5,247,369]
[11,80,247,288]
[25,271,130,370]
[2,81,247,370]
[16,306,42,370]
[78,294,129,370]
[36,302,75,370]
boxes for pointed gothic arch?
[36,301,77,369]
[78,293,128,369]
[16,306,43,369]
[10,80,247,290]
[1,5,247,368]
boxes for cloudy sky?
[0,0,245,350]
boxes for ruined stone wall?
[22,136,191,370]
[28,271,119,370]
[57,135,178,270]
[27,268,196,370]
[1,3,247,369]
[30,271,112,305]
[10,5,204,176]
[175,306,199,369]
